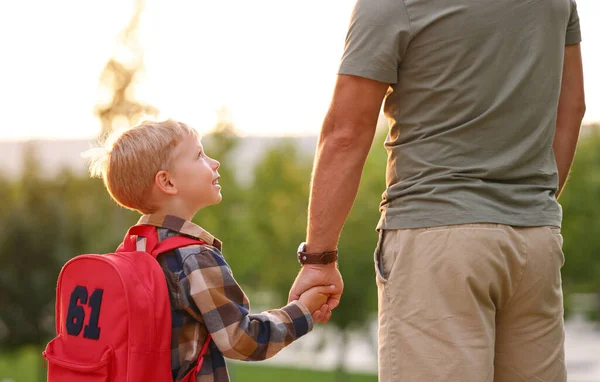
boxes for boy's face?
[170,135,222,212]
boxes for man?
[289,0,586,380]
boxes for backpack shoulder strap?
[119,224,210,375]
[151,236,206,257]
[119,225,206,257]
[193,334,212,374]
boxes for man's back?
[339,0,581,229]
[294,0,584,380]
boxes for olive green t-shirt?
[339,0,582,229]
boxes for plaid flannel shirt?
[135,214,313,382]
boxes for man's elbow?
[321,131,355,152]
[319,121,374,152]
[577,98,586,120]
[558,96,586,126]
[572,79,586,117]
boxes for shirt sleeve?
[338,0,412,84]
[565,0,581,45]
[179,246,313,361]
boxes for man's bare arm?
[305,74,389,253]
[553,43,586,198]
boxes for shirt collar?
[136,214,222,250]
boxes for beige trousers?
[375,224,566,382]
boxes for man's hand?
[289,263,343,323]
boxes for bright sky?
[1,0,598,141]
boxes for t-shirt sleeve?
[565,0,581,45]
[338,0,411,84]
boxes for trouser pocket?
[374,230,389,284]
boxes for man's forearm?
[305,74,389,253]
[553,44,586,198]
[553,116,583,197]
[306,125,376,253]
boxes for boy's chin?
[201,194,222,208]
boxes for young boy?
[86,119,333,381]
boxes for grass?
[230,362,377,382]
[0,346,44,382]
[0,347,377,382]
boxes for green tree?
[243,140,313,291]
[95,0,157,135]
[0,145,138,352]
[239,128,388,379]
[192,113,250,278]
[0,145,78,350]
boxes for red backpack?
[43,224,211,382]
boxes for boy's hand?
[298,285,335,315]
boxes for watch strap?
[297,248,338,265]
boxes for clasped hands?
[288,262,344,323]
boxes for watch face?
[297,242,307,253]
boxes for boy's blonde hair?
[85,119,199,214]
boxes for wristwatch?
[297,242,338,265]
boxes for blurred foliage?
[95,0,157,136]
[0,144,139,351]
[560,125,600,303]
[0,125,387,354]
[1,123,599,367]
[243,139,313,293]
[0,0,384,375]
[198,125,388,338]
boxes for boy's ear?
[154,170,178,195]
